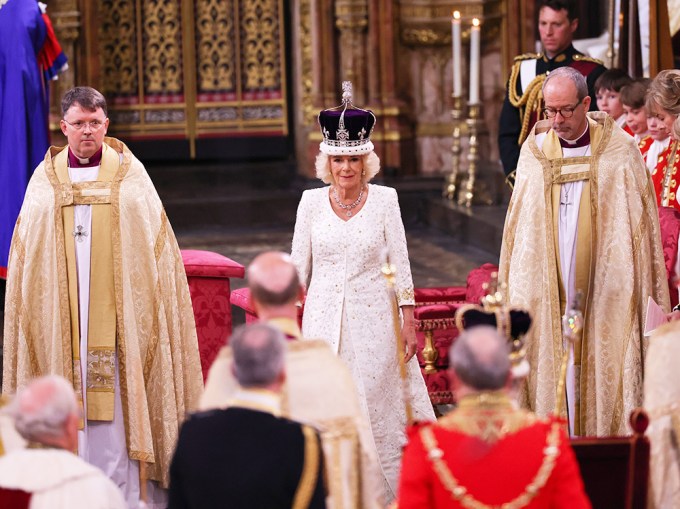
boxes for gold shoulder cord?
[420,422,562,509]
[505,170,517,190]
[292,425,322,509]
[507,62,546,146]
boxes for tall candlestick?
[469,18,481,105]
[452,11,462,97]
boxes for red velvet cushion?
[181,250,245,279]
[413,303,459,323]
[414,286,466,305]
[465,263,499,304]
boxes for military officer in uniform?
[169,323,327,509]
[498,0,606,185]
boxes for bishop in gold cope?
[499,67,669,436]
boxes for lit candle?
[469,18,481,105]
[452,11,462,97]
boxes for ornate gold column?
[46,0,81,135]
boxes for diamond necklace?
[332,186,365,217]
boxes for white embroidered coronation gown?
[291,184,435,500]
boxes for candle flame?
[472,18,480,27]
[453,10,461,20]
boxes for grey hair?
[230,323,286,388]
[315,151,381,185]
[450,326,511,390]
[5,375,78,443]
[543,66,588,102]
[61,86,108,117]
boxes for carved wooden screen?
[99,0,287,158]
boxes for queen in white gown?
[291,83,435,502]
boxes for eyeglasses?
[62,119,106,131]
[543,100,583,119]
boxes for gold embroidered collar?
[437,391,539,443]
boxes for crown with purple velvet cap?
[455,272,533,379]
[318,81,376,156]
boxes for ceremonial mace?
[554,291,583,420]
[381,257,414,425]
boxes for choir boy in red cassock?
[620,79,651,152]
[645,115,672,174]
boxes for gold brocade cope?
[2,137,204,487]
[54,146,119,421]
[499,112,670,436]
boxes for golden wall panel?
[195,0,235,94]
[241,0,282,92]
[97,0,288,147]
[143,0,183,95]
[100,0,138,97]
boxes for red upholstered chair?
[570,409,650,509]
[182,250,245,381]
[413,263,499,405]
[658,206,680,309]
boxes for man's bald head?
[247,251,301,307]
[450,326,511,391]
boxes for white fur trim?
[319,140,374,156]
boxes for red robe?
[638,135,653,163]
[397,393,591,508]
[651,140,680,211]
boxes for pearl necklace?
[332,186,364,217]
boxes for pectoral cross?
[73,225,89,243]
[560,184,574,210]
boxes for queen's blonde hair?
[315,151,381,185]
